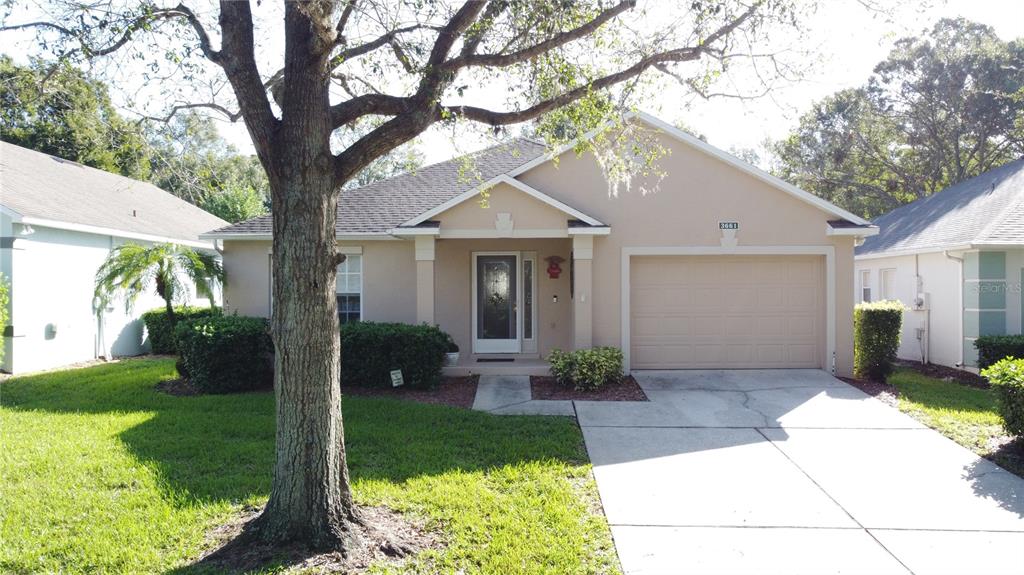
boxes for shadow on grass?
[2,358,588,572]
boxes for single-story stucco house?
[203,113,878,377]
[855,158,1024,369]
[0,141,227,374]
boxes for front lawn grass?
[888,368,1023,477]
[0,358,619,574]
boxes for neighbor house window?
[860,270,872,302]
[881,268,896,301]
[336,254,362,324]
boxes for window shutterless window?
[881,268,896,301]
[860,269,872,302]
[336,254,362,324]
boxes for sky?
[3,0,1024,166]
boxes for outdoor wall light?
[552,294,559,303]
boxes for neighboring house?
[0,141,228,374]
[203,113,877,377]
[855,158,1024,369]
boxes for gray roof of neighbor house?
[204,137,548,237]
[856,158,1024,257]
[1,141,228,245]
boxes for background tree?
[773,18,1024,218]
[4,0,811,554]
[0,56,151,178]
[94,243,224,325]
[146,112,271,222]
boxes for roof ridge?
[343,136,543,192]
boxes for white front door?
[473,252,522,353]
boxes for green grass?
[0,358,619,574]
[888,368,1023,477]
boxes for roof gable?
[402,174,603,228]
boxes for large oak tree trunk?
[250,3,360,551]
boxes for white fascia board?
[401,174,604,227]
[388,227,441,236]
[202,232,401,241]
[21,216,214,249]
[826,225,879,237]
[567,226,611,236]
[854,244,974,260]
[199,232,272,241]
[0,204,23,219]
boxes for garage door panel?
[630,255,824,369]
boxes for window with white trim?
[880,268,896,301]
[336,254,362,324]
[860,269,872,302]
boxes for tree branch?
[217,1,278,161]
[444,0,636,70]
[443,45,706,125]
[142,102,242,123]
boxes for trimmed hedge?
[142,306,221,354]
[548,347,623,391]
[853,300,904,382]
[975,335,1024,370]
[981,357,1024,437]
[340,322,449,389]
[173,315,273,393]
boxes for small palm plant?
[94,243,224,324]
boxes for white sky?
[4,0,1024,165]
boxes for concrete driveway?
[579,370,1024,575]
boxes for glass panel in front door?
[478,255,517,340]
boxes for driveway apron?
[579,369,1024,575]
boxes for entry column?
[572,234,593,349]
[415,235,435,324]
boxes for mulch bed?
[839,377,899,408]
[896,360,990,388]
[530,375,648,401]
[342,375,479,409]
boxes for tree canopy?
[0,55,151,179]
[772,18,1024,219]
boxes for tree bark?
[249,2,360,551]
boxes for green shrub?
[853,300,904,382]
[981,357,1024,437]
[340,322,449,389]
[142,306,221,354]
[548,347,623,391]
[975,335,1024,369]
[173,315,273,393]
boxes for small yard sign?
[719,221,739,230]
[390,369,404,388]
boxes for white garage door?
[630,255,825,369]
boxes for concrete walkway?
[471,375,574,416]
[580,370,1024,575]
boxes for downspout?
[915,254,930,364]
[945,250,965,367]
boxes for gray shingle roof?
[1,141,228,243]
[205,137,548,237]
[856,158,1024,256]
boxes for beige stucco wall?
[433,238,572,356]
[517,130,858,376]
[437,181,571,231]
[220,125,861,376]
[223,239,417,324]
